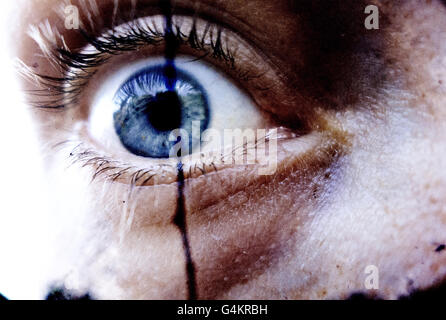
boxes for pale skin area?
[1,0,446,299]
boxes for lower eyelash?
[57,139,206,187]
[19,15,239,110]
[66,144,212,186]
[63,141,160,187]
[56,136,267,187]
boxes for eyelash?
[54,137,222,188]
[22,16,243,110]
[62,140,166,187]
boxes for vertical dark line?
[160,0,197,300]
[174,162,197,300]
[160,0,178,91]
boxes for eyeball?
[112,65,210,158]
[88,56,269,160]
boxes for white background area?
[0,1,51,299]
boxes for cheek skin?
[184,133,344,299]
[288,1,446,299]
[42,150,189,299]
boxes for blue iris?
[113,65,210,158]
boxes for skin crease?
[3,0,446,299]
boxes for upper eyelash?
[19,16,238,110]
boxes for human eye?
[85,16,278,164]
[24,13,309,186]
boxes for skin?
[2,0,446,299]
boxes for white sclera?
[88,55,266,158]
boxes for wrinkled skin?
[1,0,446,299]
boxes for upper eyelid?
[19,3,303,123]
[52,0,263,48]
[21,14,257,110]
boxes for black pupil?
[144,91,182,132]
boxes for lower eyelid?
[183,133,325,210]
[69,121,335,188]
